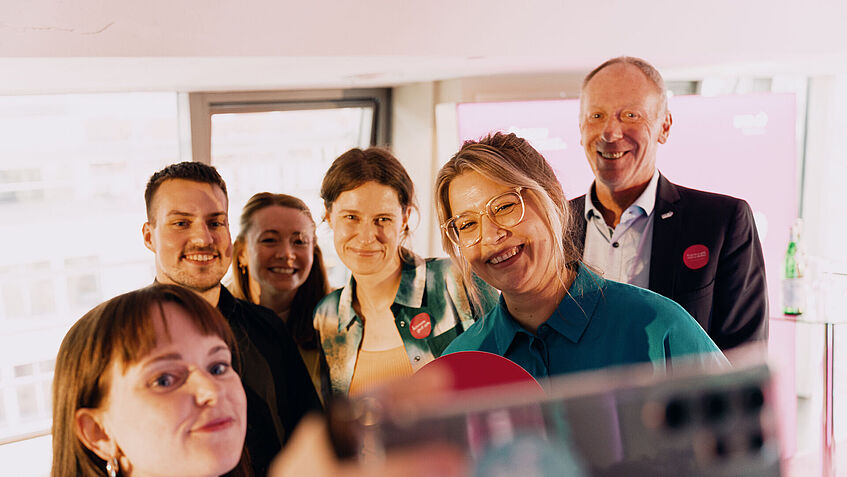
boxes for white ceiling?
[2,0,846,94]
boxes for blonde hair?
[435,132,580,307]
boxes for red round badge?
[683,244,709,270]
[409,313,432,339]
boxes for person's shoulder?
[219,292,298,354]
[315,287,343,309]
[313,288,344,327]
[601,279,691,321]
[444,308,499,354]
[231,295,285,329]
[670,181,750,210]
[424,256,452,271]
[218,287,274,322]
[605,280,719,345]
[426,256,499,311]
[568,194,587,215]
[424,256,463,283]
[240,296,277,316]
[597,273,721,354]
[669,182,756,233]
[443,321,486,354]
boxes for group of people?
[50,56,768,476]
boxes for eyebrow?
[165,211,227,218]
[452,207,482,217]
[261,228,306,234]
[451,192,507,216]
[337,208,399,216]
[141,345,231,367]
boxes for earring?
[106,457,119,477]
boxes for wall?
[391,82,438,256]
[803,76,847,268]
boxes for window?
[0,88,390,475]
[0,93,182,475]
[190,89,390,287]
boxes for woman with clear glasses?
[436,132,726,378]
[314,147,498,397]
[230,192,330,397]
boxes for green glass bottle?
[782,219,805,315]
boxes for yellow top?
[348,346,414,396]
[297,345,324,404]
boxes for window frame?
[187,88,392,164]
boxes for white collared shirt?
[582,170,659,288]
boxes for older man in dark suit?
[570,56,768,350]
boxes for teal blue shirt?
[444,265,727,379]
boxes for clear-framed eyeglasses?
[442,186,526,248]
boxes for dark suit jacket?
[569,174,768,350]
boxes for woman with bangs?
[51,284,250,477]
[51,283,468,477]
[437,132,726,378]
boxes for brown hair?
[435,132,580,306]
[51,284,249,477]
[144,162,228,223]
[231,192,329,349]
[320,147,417,257]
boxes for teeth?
[489,246,520,264]
[185,254,215,262]
[270,268,295,274]
[600,151,625,159]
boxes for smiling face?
[143,179,233,294]
[327,181,408,279]
[447,171,556,298]
[92,303,246,477]
[579,63,672,195]
[241,205,315,300]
